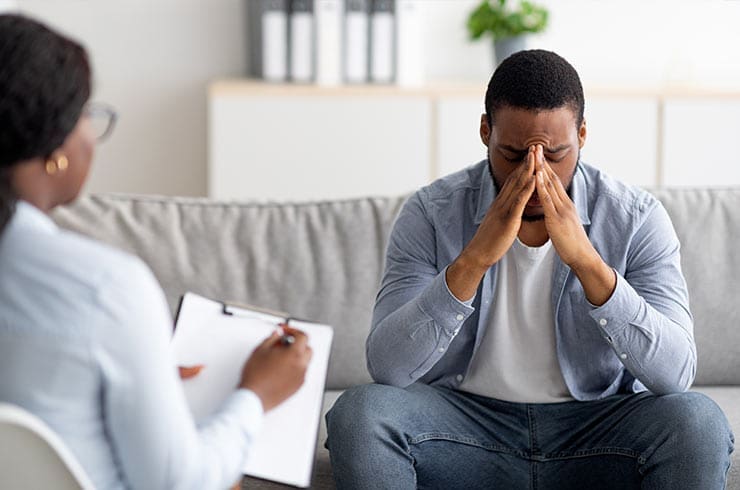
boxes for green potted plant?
[467,0,549,65]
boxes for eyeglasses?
[84,102,118,142]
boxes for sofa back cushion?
[53,189,740,389]
[53,194,405,390]
[651,188,740,385]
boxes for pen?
[279,318,296,346]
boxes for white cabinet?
[209,83,431,201]
[662,98,740,187]
[581,97,659,188]
[435,96,487,176]
[209,81,740,201]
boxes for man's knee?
[654,392,733,455]
[326,383,407,440]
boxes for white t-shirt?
[459,238,572,403]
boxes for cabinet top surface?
[210,79,740,99]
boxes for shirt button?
[599,318,608,326]
[455,314,464,321]
[620,353,627,360]
[438,347,445,353]
[456,374,464,382]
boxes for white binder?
[262,0,289,82]
[370,0,395,83]
[344,0,369,83]
[395,0,423,87]
[290,0,315,82]
[315,0,343,86]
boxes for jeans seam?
[528,405,538,490]
[538,447,642,462]
[407,445,418,488]
[408,432,523,457]
[527,405,539,454]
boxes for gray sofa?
[52,188,740,489]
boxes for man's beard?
[487,153,579,222]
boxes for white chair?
[0,402,95,489]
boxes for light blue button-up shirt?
[367,161,695,399]
[0,202,263,489]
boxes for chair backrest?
[0,403,95,490]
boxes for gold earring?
[45,155,69,175]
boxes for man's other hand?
[534,144,616,305]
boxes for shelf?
[210,79,740,99]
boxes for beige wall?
[17,0,248,196]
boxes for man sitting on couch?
[326,50,734,489]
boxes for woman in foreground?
[0,14,311,489]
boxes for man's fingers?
[544,156,570,202]
[536,163,557,216]
[535,147,559,215]
[499,147,535,194]
[536,145,563,208]
[513,174,536,215]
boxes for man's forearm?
[571,252,617,307]
[446,252,490,302]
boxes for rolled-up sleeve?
[590,201,695,395]
[367,192,475,387]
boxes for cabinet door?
[663,98,740,187]
[209,94,431,201]
[581,97,659,187]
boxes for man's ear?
[480,114,491,147]
[578,118,587,149]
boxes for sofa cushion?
[53,189,740,388]
[652,189,740,385]
[52,194,406,390]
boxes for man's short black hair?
[485,49,584,127]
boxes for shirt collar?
[474,161,591,227]
[12,200,59,234]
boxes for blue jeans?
[325,383,734,489]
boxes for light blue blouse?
[0,201,263,489]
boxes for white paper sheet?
[171,293,333,488]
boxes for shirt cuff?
[222,389,265,440]
[588,272,641,340]
[418,266,476,334]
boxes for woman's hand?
[239,326,313,412]
[178,365,205,379]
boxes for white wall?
[14,0,740,196]
[421,0,740,89]
[17,0,249,196]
